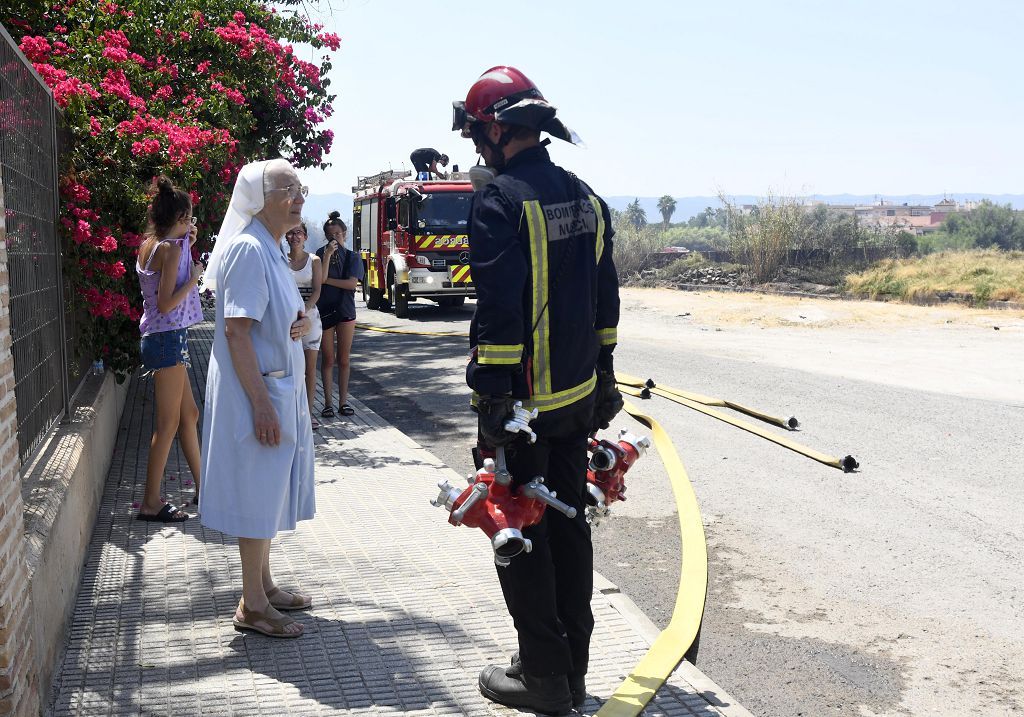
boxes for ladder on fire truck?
[351,169,411,194]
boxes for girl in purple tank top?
[135,176,204,523]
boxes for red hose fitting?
[432,446,577,566]
[586,430,651,524]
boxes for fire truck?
[352,169,475,318]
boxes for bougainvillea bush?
[1,0,339,377]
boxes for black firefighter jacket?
[467,145,620,423]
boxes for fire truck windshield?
[414,193,473,234]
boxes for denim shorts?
[140,328,190,372]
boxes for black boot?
[478,664,573,715]
[510,651,586,709]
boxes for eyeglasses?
[285,229,307,237]
[270,183,309,199]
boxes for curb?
[345,394,754,717]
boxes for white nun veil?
[204,158,292,291]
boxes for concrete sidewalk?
[47,315,750,717]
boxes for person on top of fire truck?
[453,65,624,715]
[409,147,449,180]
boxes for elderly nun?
[200,158,315,638]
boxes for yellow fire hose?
[617,381,858,473]
[596,399,708,716]
[617,371,799,430]
[355,322,468,338]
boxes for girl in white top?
[286,223,323,429]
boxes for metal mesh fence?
[0,23,70,462]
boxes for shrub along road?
[345,288,1024,717]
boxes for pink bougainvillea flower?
[121,232,144,248]
[72,219,92,245]
[19,35,51,62]
[317,32,341,51]
[103,260,126,279]
[66,182,91,203]
[100,68,132,100]
[102,46,129,62]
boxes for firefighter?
[409,147,449,180]
[453,66,623,715]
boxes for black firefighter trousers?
[496,404,595,680]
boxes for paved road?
[345,291,1024,717]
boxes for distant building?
[812,197,975,235]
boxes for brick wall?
[0,179,39,715]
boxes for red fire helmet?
[452,66,582,145]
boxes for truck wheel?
[367,288,384,311]
[394,283,410,318]
[388,272,410,318]
[448,296,466,308]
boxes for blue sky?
[296,0,1024,199]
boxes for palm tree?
[657,195,677,227]
[624,198,647,230]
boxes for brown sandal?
[233,600,304,638]
[266,586,312,611]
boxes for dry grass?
[612,226,675,280]
[844,250,1024,304]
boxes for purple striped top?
[137,235,202,336]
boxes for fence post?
[52,103,71,423]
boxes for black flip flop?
[136,503,190,523]
[321,405,336,418]
[339,403,355,416]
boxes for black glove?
[592,369,624,431]
[476,394,517,448]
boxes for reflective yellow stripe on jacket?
[523,373,597,413]
[473,377,598,413]
[523,201,552,397]
[478,343,523,366]
[590,195,605,263]
[597,327,617,346]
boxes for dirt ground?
[632,288,1024,329]
[622,287,1024,404]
